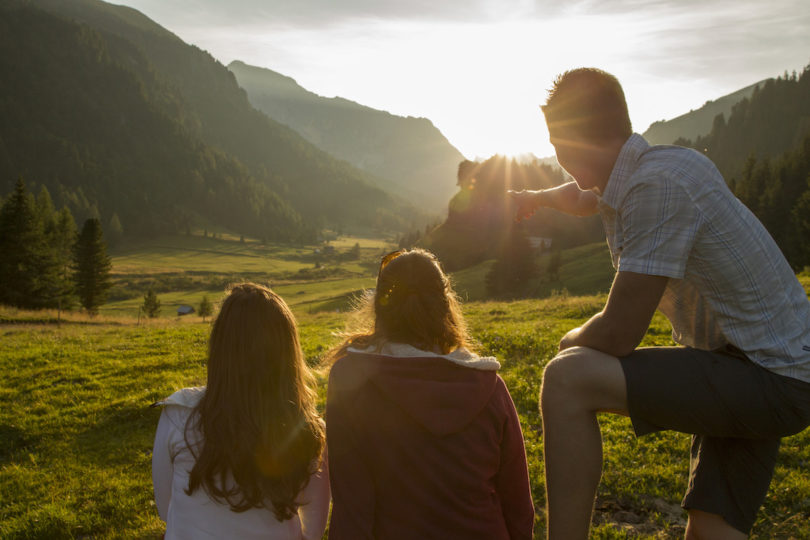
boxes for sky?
[115,0,809,159]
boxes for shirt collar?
[600,133,649,209]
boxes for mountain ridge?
[642,80,766,145]
[228,60,466,212]
[1,0,428,239]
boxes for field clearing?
[2,283,810,539]
[101,277,375,318]
[109,234,391,275]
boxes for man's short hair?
[542,68,632,142]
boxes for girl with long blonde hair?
[325,249,533,539]
[152,283,329,539]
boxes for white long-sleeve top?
[152,387,330,540]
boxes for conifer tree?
[0,178,53,308]
[142,288,161,318]
[72,218,112,315]
[50,207,78,315]
[485,223,537,297]
[198,294,213,322]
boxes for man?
[512,68,810,539]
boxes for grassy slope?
[103,234,389,317]
[451,242,616,302]
[2,283,810,538]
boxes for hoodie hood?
[333,344,500,436]
[151,386,205,409]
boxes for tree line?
[677,65,810,269]
[0,178,112,314]
[1,1,424,245]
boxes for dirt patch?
[594,495,686,538]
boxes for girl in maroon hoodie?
[325,248,534,540]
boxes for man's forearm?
[538,182,599,217]
[559,312,640,358]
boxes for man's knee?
[540,346,628,414]
[540,347,599,410]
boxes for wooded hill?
[422,157,603,271]
[677,67,810,269]
[642,81,763,145]
[228,61,466,213]
[0,0,425,242]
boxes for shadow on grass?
[0,422,37,464]
[75,400,161,468]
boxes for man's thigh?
[618,345,810,534]
[618,346,808,438]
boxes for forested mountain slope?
[678,67,810,268]
[229,61,466,213]
[642,81,763,145]
[0,0,423,240]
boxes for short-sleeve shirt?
[598,133,810,383]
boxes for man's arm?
[509,181,600,219]
[559,271,668,357]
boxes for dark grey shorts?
[619,346,810,533]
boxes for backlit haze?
[114,0,809,160]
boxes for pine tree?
[50,207,78,316]
[198,294,213,322]
[73,218,112,315]
[485,224,537,297]
[0,178,53,308]
[35,185,56,230]
[142,288,161,318]
[547,247,562,282]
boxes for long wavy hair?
[185,283,325,520]
[326,248,472,363]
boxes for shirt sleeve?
[618,178,699,279]
[325,368,376,540]
[494,377,535,540]
[152,408,174,522]
[298,443,331,540]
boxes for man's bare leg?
[685,509,747,540]
[540,346,629,540]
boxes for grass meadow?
[1,235,809,539]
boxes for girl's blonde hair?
[327,248,472,363]
[185,283,324,520]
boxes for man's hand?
[508,189,544,222]
[509,182,600,218]
[559,326,583,351]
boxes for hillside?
[642,81,764,145]
[679,67,810,269]
[228,61,466,213]
[422,156,604,271]
[0,0,424,240]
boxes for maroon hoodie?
[326,347,534,540]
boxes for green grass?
[102,277,375,318]
[102,233,390,317]
[2,238,808,538]
[2,290,810,539]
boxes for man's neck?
[593,135,630,194]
